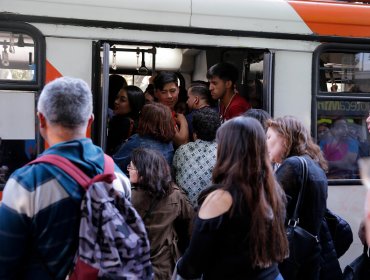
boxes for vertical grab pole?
[100,42,110,151]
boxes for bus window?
[320,52,370,94]
[0,31,36,82]
[315,46,370,181]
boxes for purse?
[280,157,320,278]
[343,245,370,280]
[324,208,353,258]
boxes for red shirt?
[219,94,251,122]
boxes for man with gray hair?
[0,77,130,279]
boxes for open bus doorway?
[91,41,273,152]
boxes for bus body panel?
[290,1,370,37]
[46,37,92,86]
[3,0,370,39]
[33,23,320,52]
[191,0,312,35]
[0,91,35,140]
[274,50,312,126]
[328,185,367,268]
[2,0,192,27]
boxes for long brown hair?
[213,116,288,268]
[267,116,328,171]
[137,102,175,142]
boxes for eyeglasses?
[127,163,137,171]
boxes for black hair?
[108,74,127,109]
[192,107,221,141]
[206,62,239,85]
[124,85,145,119]
[188,83,212,105]
[243,109,271,131]
[153,72,178,91]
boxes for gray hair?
[37,77,93,128]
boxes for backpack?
[30,154,153,280]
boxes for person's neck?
[221,90,236,107]
[45,125,87,147]
[196,100,210,110]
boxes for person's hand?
[174,113,187,129]
[149,74,157,85]
[173,113,189,146]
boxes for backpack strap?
[28,154,116,190]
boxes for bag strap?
[28,154,116,190]
[289,156,308,224]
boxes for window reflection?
[317,101,370,179]
[320,52,370,94]
[0,32,35,81]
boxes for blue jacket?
[0,138,130,280]
[113,134,174,173]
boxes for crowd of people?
[0,61,369,280]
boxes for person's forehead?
[162,82,178,90]
[209,76,222,82]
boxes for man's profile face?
[208,76,227,100]
[154,82,179,110]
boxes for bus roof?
[1,0,370,39]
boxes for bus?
[1,0,370,267]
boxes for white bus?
[1,0,370,267]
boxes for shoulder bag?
[280,156,320,279]
[324,208,353,258]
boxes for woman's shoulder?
[198,189,233,220]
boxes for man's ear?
[225,80,233,90]
[88,114,94,127]
[37,112,47,128]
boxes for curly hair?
[131,148,173,198]
[267,115,328,171]
[192,107,220,141]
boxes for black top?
[106,115,134,156]
[276,155,328,235]
[177,187,279,280]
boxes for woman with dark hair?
[266,116,329,280]
[177,117,288,280]
[106,85,145,155]
[243,108,271,132]
[129,148,194,280]
[113,102,175,173]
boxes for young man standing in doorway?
[207,62,251,123]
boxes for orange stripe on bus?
[46,60,63,84]
[289,1,370,38]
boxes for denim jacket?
[113,134,174,173]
